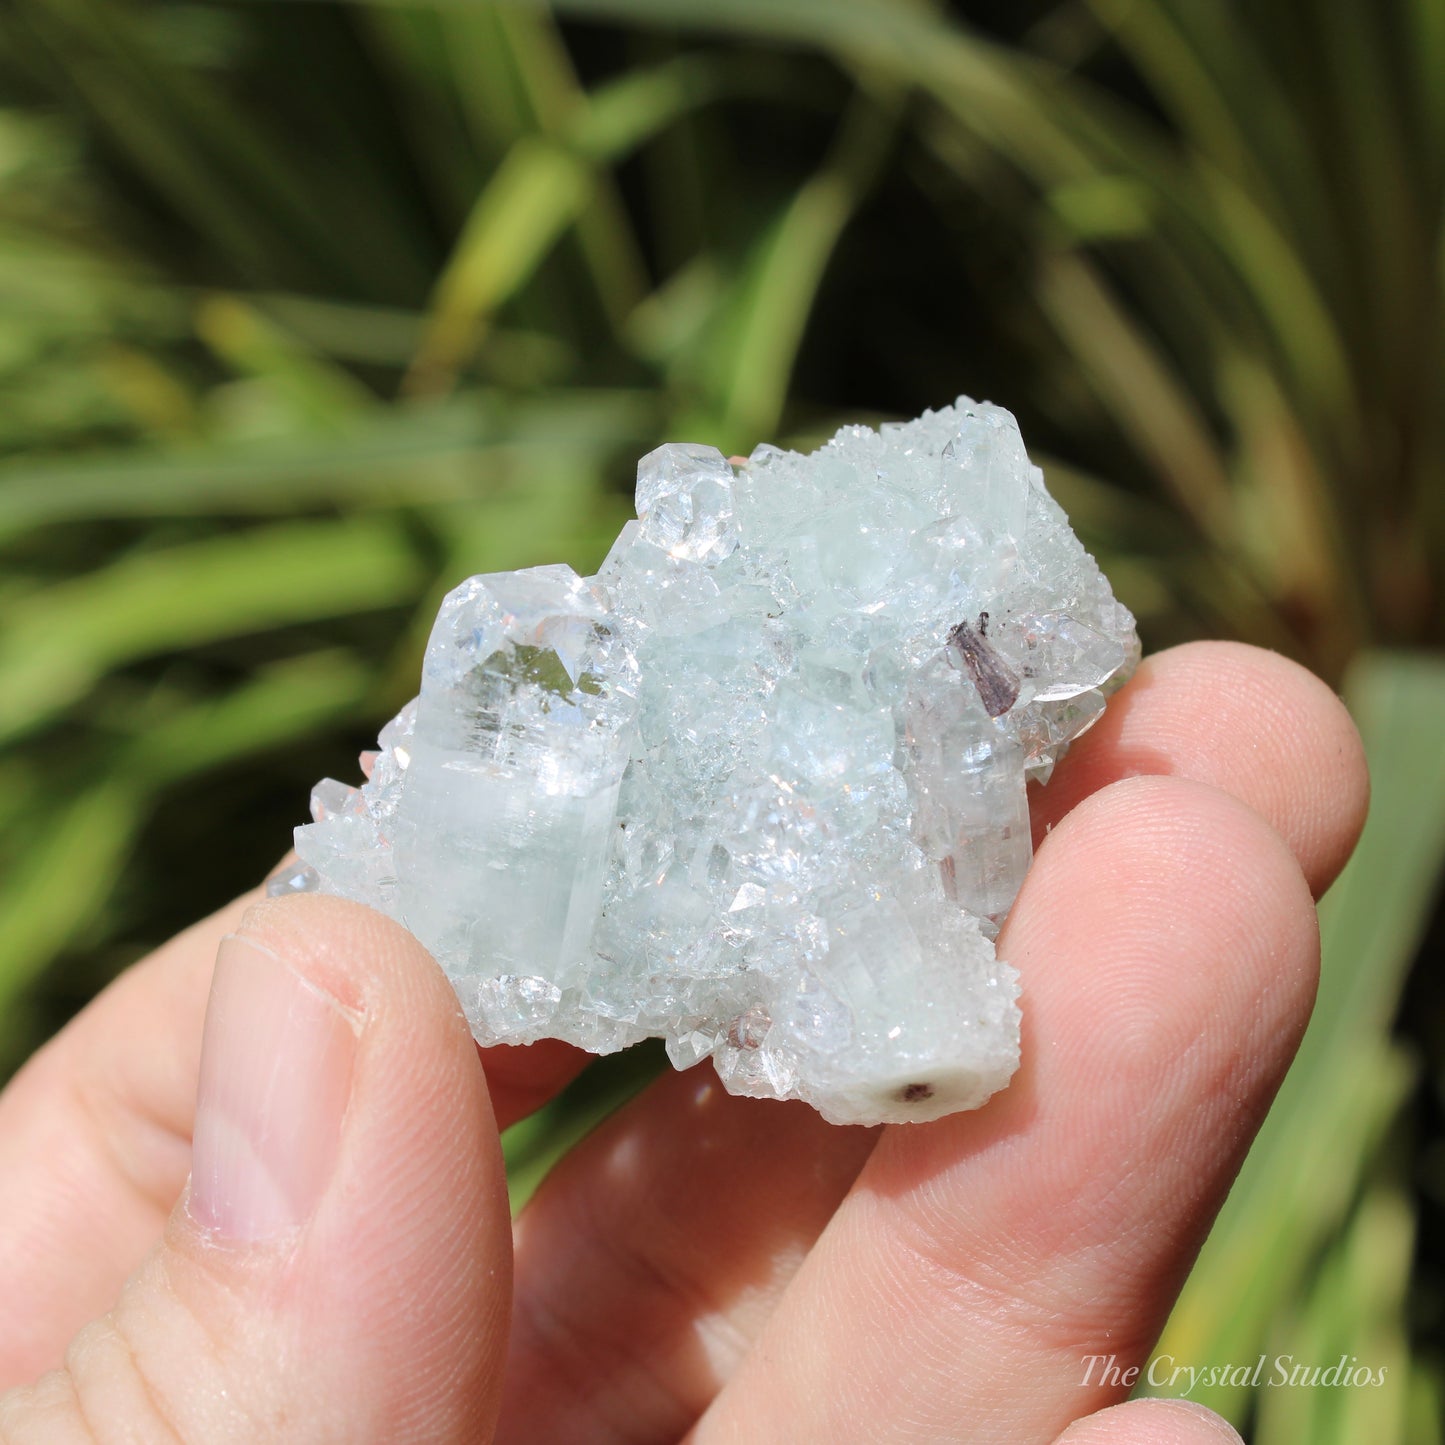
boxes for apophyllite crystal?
[294,400,1138,1124]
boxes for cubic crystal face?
[296,400,1139,1125]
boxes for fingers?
[0,893,513,1443]
[1053,1400,1243,1444]
[0,872,586,1387]
[485,643,1362,1437]
[1031,642,1368,898]
[0,640,1366,1434]
[496,1070,879,1444]
[688,776,1320,1443]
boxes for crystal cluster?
[294,400,1138,1125]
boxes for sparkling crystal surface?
[296,400,1138,1124]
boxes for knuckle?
[0,1368,100,1445]
[64,1316,188,1445]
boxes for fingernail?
[190,934,359,1241]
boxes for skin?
[0,641,1370,1443]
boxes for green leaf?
[1034,250,1234,544]
[125,650,374,785]
[1153,650,1445,1423]
[0,389,655,535]
[10,0,423,296]
[193,295,376,430]
[709,92,897,444]
[0,519,425,744]
[0,778,141,1018]
[0,652,374,1030]
[408,53,730,389]
[1253,1169,1415,1444]
[502,1040,669,1212]
[410,137,595,386]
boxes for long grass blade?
[1034,250,1234,544]
[0,389,655,535]
[407,53,729,391]
[709,92,897,445]
[1153,650,1445,1422]
[0,779,141,1020]
[0,519,425,744]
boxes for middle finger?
[492,642,1362,1440]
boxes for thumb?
[0,894,513,1443]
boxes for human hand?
[0,641,1368,1444]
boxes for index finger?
[1030,640,1368,897]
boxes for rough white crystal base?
[296,400,1138,1125]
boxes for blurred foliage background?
[1,0,1443,1437]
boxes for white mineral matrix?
[294,400,1138,1125]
